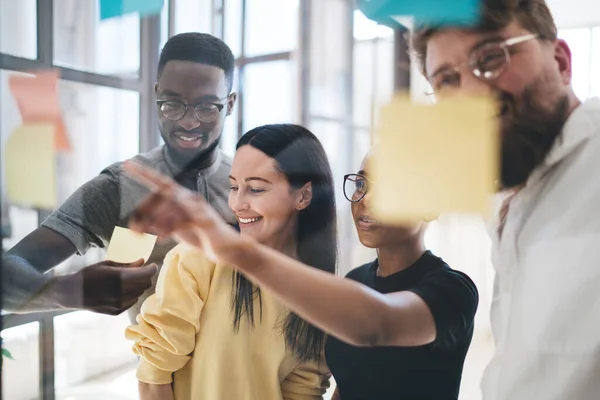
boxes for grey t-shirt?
[42,146,234,322]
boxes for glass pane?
[242,60,296,132]
[0,0,37,59]
[308,0,351,119]
[559,28,591,100]
[353,9,393,41]
[244,0,298,57]
[592,28,600,98]
[173,0,211,35]
[353,41,375,128]
[160,0,170,52]
[0,70,40,249]
[53,0,140,77]
[221,68,240,158]
[2,322,41,400]
[224,0,242,58]
[54,312,138,399]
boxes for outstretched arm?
[124,161,439,347]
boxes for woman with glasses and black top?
[124,152,479,400]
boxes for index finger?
[124,160,176,192]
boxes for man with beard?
[411,1,600,399]
[2,33,236,322]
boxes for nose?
[458,73,494,97]
[229,190,249,213]
[177,107,202,131]
[360,189,372,208]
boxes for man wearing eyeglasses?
[411,1,600,399]
[2,33,236,322]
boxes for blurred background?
[1,0,599,399]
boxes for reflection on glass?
[243,61,296,132]
[559,28,591,100]
[53,0,140,76]
[54,312,138,398]
[244,0,298,57]
[0,0,37,59]
[1,322,41,400]
[57,81,140,203]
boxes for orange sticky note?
[8,70,71,151]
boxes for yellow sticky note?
[371,95,499,222]
[4,124,57,209]
[105,226,157,263]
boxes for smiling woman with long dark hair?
[125,123,336,400]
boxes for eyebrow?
[229,175,272,184]
[157,90,225,102]
[428,34,507,80]
[357,170,367,176]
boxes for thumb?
[128,258,145,268]
[124,263,158,281]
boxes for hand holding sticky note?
[105,226,157,264]
[370,94,499,223]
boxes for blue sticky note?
[100,0,164,20]
[358,0,481,26]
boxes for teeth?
[362,218,379,223]
[239,217,261,224]
[177,135,200,142]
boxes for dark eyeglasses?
[156,97,229,123]
[343,174,370,203]
[427,34,540,97]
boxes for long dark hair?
[230,123,338,362]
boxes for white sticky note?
[105,226,157,263]
[371,94,499,222]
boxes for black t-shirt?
[325,251,478,400]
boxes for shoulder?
[166,242,217,271]
[412,255,479,313]
[345,261,376,283]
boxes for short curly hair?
[158,32,235,91]
[410,0,558,76]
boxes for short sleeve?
[41,164,122,255]
[408,270,479,349]
[280,359,331,400]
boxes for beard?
[163,134,221,171]
[499,87,570,189]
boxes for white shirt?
[481,98,600,400]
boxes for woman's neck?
[376,236,426,277]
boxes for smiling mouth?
[173,132,204,147]
[358,216,380,224]
[238,216,263,224]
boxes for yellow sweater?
[125,243,330,400]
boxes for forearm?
[139,382,174,400]
[231,241,392,346]
[1,255,70,313]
